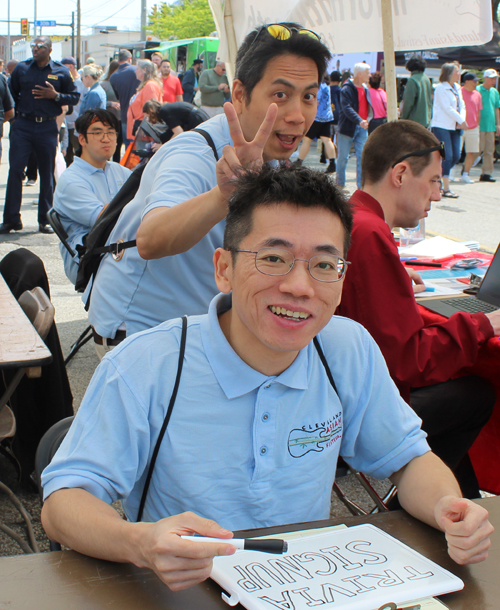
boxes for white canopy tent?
[208,0,493,119]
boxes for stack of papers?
[399,236,471,259]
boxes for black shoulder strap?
[136,316,188,522]
[191,128,219,161]
[313,336,339,396]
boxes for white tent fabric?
[209,0,493,63]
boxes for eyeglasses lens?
[255,248,345,282]
[88,131,117,141]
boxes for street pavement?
[0,128,497,557]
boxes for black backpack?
[74,128,219,299]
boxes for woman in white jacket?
[430,63,467,198]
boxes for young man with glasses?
[337,119,499,500]
[0,36,80,234]
[42,164,493,592]
[86,23,331,354]
[53,109,131,284]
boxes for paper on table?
[399,236,471,259]
[416,278,469,298]
[211,523,463,610]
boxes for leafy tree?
[149,0,216,40]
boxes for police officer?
[0,36,80,234]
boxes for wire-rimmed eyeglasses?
[391,142,445,168]
[231,247,350,283]
[87,130,118,141]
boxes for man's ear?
[231,79,246,115]
[391,162,408,189]
[214,248,233,294]
[77,133,86,149]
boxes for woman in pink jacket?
[126,60,163,140]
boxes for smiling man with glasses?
[0,36,80,234]
[42,163,493,591]
[52,109,131,283]
[338,119,499,500]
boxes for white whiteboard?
[211,524,463,610]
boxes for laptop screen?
[478,243,500,307]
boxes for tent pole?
[222,0,238,84]
[381,0,398,121]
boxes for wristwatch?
[54,93,61,102]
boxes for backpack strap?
[136,315,188,522]
[313,336,339,396]
[191,128,220,161]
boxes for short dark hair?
[330,70,341,83]
[193,59,203,66]
[118,49,132,62]
[234,23,331,102]
[161,58,170,65]
[405,56,426,73]
[369,72,382,89]
[224,165,353,257]
[75,109,120,140]
[361,120,441,186]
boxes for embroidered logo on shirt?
[288,415,342,458]
[47,74,59,80]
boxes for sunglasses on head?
[391,142,445,168]
[250,24,321,49]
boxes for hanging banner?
[209,0,493,62]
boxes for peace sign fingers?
[224,102,246,148]
[251,103,278,151]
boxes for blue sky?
[1,0,173,37]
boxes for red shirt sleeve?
[338,195,494,401]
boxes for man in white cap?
[477,69,500,182]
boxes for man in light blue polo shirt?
[53,109,131,284]
[42,165,493,593]
[87,23,332,352]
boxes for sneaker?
[325,159,336,174]
[26,179,37,186]
[319,151,327,164]
[479,174,496,182]
[460,175,474,183]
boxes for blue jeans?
[336,124,369,188]
[431,127,461,178]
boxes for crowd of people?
[0,21,499,592]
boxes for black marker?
[181,536,288,554]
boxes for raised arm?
[42,489,235,591]
[390,452,493,564]
[136,101,277,259]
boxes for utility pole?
[71,11,75,58]
[34,0,37,37]
[141,0,147,41]
[76,0,81,67]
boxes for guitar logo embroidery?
[288,420,342,458]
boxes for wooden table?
[0,274,52,440]
[0,497,498,609]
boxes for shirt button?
[265,384,271,389]
[260,446,267,455]
[262,413,270,422]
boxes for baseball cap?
[483,69,498,78]
[61,56,77,66]
[463,72,479,82]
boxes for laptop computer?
[421,243,500,318]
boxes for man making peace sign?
[87,23,330,355]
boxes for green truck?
[148,36,219,74]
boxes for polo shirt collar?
[201,294,310,399]
[350,189,385,221]
[72,156,108,175]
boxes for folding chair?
[46,209,93,365]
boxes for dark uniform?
[4,59,79,228]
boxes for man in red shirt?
[160,59,183,103]
[337,119,498,499]
[460,72,482,183]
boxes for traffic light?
[21,18,29,36]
